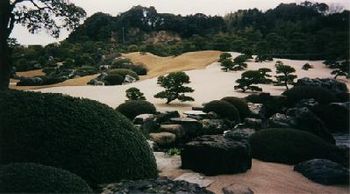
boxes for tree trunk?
[0,0,11,90]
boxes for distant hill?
[67,3,349,60]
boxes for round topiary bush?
[283,86,336,106]
[108,68,139,80]
[221,96,251,119]
[116,100,157,120]
[104,74,124,85]
[249,128,343,164]
[0,90,157,186]
[203,100,241,122]
[0,163,93,193]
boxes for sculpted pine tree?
[0,0,86,90]
[154,71,194,104]
[234,68,272,92]
[274,61,297,90]
[126,87,146,101]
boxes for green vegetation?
[166,148,181,156]
[154,72,194,104]
[221,96,251,119]
[283,86,336,105]
[302,63,313,70]
[126,87,146,101]
[0,163,93,193]
[108,68,139,80]
[203,100,240,122]
[104,74,124,85]
[249,128,343,164]
[0,90,157,186]
[274,61,297,90]
[116,100,157,120]
[234,68,273,92]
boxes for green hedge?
[203,100,241,122]
[283,86,336,105]
[116,100,157,120]
[0,163,93,193]
[221,96,251,119]
[249,128,343,164]
[0,90,157,186]
[104,74,124,85]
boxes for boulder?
[102,177,214,194]
[294,159,349,185]
[224,128,256,141]
[181,135,252,175]
[222,184,254,194]
[156,111,180,123]
[201,119,231,135]
[184,110,208,120]
[295,98,319,109]
[160,124,185,138]
[295,78,348,94]
[268,113,292,128]
[141,120,160,134]
[247,103,266,119]
[124,74,136,84]
[170,118,203,138]
[133,114,155,125]
[149,132,176,147]
[243,118,264,129]
[87,78,105,86]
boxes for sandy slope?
[38,52,349,112]
[11,50,221,90]
[123,50,221,79]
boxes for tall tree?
[0,0,86,90]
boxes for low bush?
[203,100,240,122]
[75,66,98,77]
[16,76,66,86]
[221,96,251,119]
[0,163,93,193]
[108,68,139,80]
[104,74,124,85]
[116,100,157,120]
[112,59,148,75]
[0,90,157,186]
[249,128,343,164]
[283,86,337,106]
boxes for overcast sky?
[11,0,350,45]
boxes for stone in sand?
[294,159,349,185]
[222,184,254,194]
[181,135,251,175]
[149,132,176,147]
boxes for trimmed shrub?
[245,93,286,117]
[249,128,343,164]
[104,74,124,85]
[203,100,240,122]
[0,163,92,193]
[0,90,157,186]
[116,100,157,120]
[283,86,336,106]
[75,66,98,77]
[221,96,251,119]
[108,68,139,80]
[112,59,148,75]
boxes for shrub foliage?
[116,100,157,120]
[0,90,157,186]
[0,163,93,193]
[221,96,251,119]
[203,100,241,122]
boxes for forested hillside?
[11,2,349,73]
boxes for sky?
[11,0,350,45]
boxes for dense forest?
[11,2,349,72]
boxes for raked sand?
[38,52,349,112]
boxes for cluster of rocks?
[88,72,137,86]
[101,177,214,194]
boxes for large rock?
[160,124,185,138]
[294,159,349,185]
[222,184,254,194]
[247,103,266,119]
[170,118,203,138]
[224,128,256,141]
[268,113,292,128]
[181,135,251,175]
[149,132,176,147]
[201,119,231,135]
[295,78,348,94]
[133,114,155,125]
[102,177,214,194]
[156,111,180,123]
[184,110,208,120]
[243,118,264,129]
